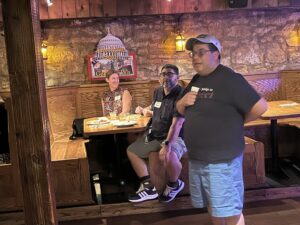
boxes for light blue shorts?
[189,154,244,217]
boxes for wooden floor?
[60,197,300,225]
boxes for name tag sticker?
[154,101,162,108]
[115,95,121,101]
[191,86,199,93]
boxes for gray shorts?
[127,134,187,160]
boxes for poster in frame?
[87,52,137,80]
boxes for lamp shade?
[175,34,185,52]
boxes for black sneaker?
[159,179,184,203]
[128,184,158,203]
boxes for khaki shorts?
[127,134,187,160]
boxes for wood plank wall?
[0,0,299,22]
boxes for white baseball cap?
[186,34,222,53]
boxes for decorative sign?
[87,30,137,80]
[88,52,137,80]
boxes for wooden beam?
[39,0,49,20]
[116,0,131,16]
[252,0,279,8]
[144,0,158,15]
[1,0,57,225]
[290,0,300,5]
[76,0,90,18]
[103,0,117,17]
[172,0,185,13]
[62,0,77,18]
[0,0,299,21]
[158,0,173,14]
[0,2,3,22]
[48,0,63,19]
[90,0,104,17]
[130,0,145,16]
[278,0,290,6]
[184,0,200,13]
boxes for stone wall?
[0,8,300,90]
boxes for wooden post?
[2,1,57,225]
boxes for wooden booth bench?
[0,80,161,212]
[0,90,94,212]
[244,70,300,159]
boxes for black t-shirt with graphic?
[181,64,261,162]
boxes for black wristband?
[161,140,169,146]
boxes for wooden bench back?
[46,87,77,142]
[280,70,300,102]
[243,71,281,101]
[179,72,282,101]
[76,80,161,118]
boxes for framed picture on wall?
[87,52,137,81]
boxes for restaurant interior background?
[0,0,300,211]
[0,3,300,90]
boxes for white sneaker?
[159,179,184,203]
[128,185,158,203]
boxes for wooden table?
[83,116,151,137]
[83,115,151,184]
[261,100,300,176]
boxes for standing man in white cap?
[176,34,268,225]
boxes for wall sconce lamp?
[41,42,48,60]
[175,33,186,52]
[297,21,300,46]
[47,0,53,6]
[175,14,185,52]
[288,20,300,47]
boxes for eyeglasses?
[159,72,177,77]
[189,49,213,58]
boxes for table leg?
[113,134,126,186]
[270,119,288,179]
[271,119,278,172]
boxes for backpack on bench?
[69,118,85,140]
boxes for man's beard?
[163,79,176,89]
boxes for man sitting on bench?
[127,64,187,203]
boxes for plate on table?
[87,117,110,126]
[114,121,137,127]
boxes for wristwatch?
[161,140,169,147]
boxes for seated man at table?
[127,64,187,203]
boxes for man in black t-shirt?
[177,34,268,225]
[127,64,187,203]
